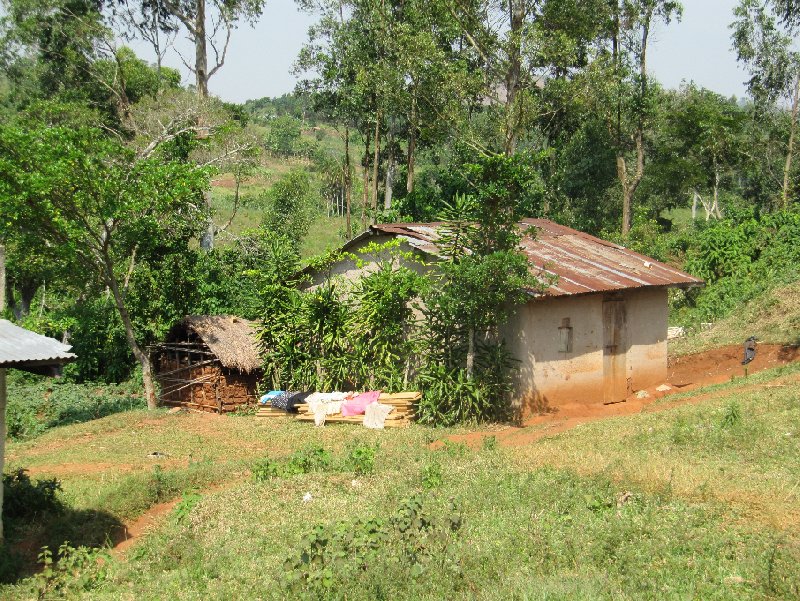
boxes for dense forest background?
[2,0,800,405]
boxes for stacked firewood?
[255,406,290,419]
[293,392,420,428]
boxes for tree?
[588,0,681,235]
[0,117,209,408]
[109,0,264,250]
[652,85,745,220]
[732,0,800,207]
[265,115,303,157]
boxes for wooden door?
[602,299,628,404]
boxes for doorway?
[602,298,628,404]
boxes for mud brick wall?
[157,358,260,413]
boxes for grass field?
[2,361,799,599]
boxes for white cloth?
[363,402,394,429]
[306,392,348,426]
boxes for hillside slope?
[671,281,800,355]
[1,362,799,599]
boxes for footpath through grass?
[1,369,799,599]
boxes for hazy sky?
[135,0,749,104]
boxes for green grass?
[2,369,799,599]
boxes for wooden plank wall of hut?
[156,345,259,413]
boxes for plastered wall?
[501,287,668,414]
[304,235,431,290]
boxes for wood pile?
[294,392,421,428]
[255,405,292,419]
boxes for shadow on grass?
[0,508,125,584]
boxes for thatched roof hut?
[169,315,262,373]
[152,315,263,413]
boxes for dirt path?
[111,480,239,555]
[438,344,800,449]
[112,499,182,555]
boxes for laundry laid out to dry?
[255,390,420,429]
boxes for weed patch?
[284,495,463,596]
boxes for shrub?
[172,490,203,524]
[421,461,443,490]
[2,469,63,523]
[345,441,379,476]
[284,495,463,594]
[482,435,498,451]
[720,401,742,429]
[253,446,334,481]
[5,375,142,441]
[252,458,281,482]
[285,445,332,476]
[33,543,110,597]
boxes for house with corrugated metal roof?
[0,320,76,375]
[305,219,704,413]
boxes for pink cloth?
[341,390,382,417]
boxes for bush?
[420,461,443,490]
[285,445,332,476]
[283,495,463,595]
[345,442,379,476]
[252,458,281,482]
[253,446,334,481]
[6,375,143,441]
[2,469,63,523]
[674,209,800,323]
[32,543,109,597]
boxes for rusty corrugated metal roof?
[368,218,703,298]
[0,319,76,367]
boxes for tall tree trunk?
[195,0,208,98]
[618,155,633,234]
[371,110,381,223]
[384,127,395,210]
[0,243,7,542]
[407,91,417,194]
[362,129,371,230]
[10,278,37,320]
[194,0,216,250]
[618,4,650,236]
[104,259,157,410]
[466,327,475,378]
[692,189,699,221]
[344,126,352,238]
[504,0,525,156]
[782,76,800,209]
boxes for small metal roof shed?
[0,319,76,374]
[330,218,703,298]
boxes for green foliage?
[6,375,143,440]
[283,495,463,595]
[252,446,333,480]
[345,441,379,476]
[263,169,318,253]
[285,445,333,476]
[420,460,443,490]
[2,469,63,523]
[347,257,423,389]
[482,435,498,451]
[172,490,203,524]
[252,458,282,482]
[33,543,109,598]
[264,115,303,156]
[721,402,743,429]
[674,209,800,323]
